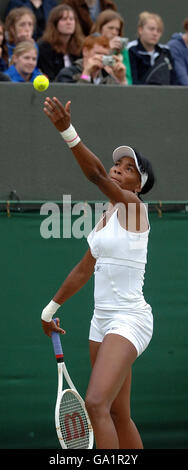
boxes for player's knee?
[85,393,109,419]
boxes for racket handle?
[51,318,64,363]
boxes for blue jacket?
[6,64,41,82]
[168,33,188,85]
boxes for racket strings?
[59,390,90,449]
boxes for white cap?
[112,145,148,189]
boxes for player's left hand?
[41,317,66,337]
[43,97,71,132]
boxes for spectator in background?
[6,39,40,81]
[56,34,127,85]
[0,20,9,72]
[5,0,57,40]
[127,11,176,85]
[60,0,118,36]
[5,7,36,60]
[168,18,188,86]
[38,4,84,81]
[91,9,132,84]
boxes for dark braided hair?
[133,149,156,196]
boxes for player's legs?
[110,369,143,449]
[85,333,137,449]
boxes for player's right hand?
[43,97,71,132]
[41,318,66,337]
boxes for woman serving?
[41,96,155,449]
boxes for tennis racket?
[51,319,94,449]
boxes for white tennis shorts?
[89,307,153,357]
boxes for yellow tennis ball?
[33,75,49,92]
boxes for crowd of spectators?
[0,0,188,85]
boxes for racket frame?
[51,322,94,449]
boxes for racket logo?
[64,412,85,441]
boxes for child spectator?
[5,0,57,40]
[6,39,41,81]
[38,4,84,81]
[127,11,176,85]
[91,9,132,84]
[55,34,127,85]
[5,7,36,60]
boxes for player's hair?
[82,34,110,51]
[41,4,85,56]
[10,39,37,65]
[91,9,124,36]
[137,11,164,34]
[5,7,35,45]
[133,149,156,196]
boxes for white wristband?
[41,300,60,322]
[60,124,81,148]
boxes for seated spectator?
[6,39,41,81]
[55,34,127,85]
[0,20,9,72]
[127,11,176,85]
[60,0,118,36]
[5,0,57,40]
[5,7,36,60]
[91,9,132,84]
[37,4,85,81]
[168,18,188,85]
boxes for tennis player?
[41,96,155,449]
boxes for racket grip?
[51,318,64,363]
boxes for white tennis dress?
[87,208,153,356]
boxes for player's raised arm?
[43,97,140,206]
[44,96,108,179]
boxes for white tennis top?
[87,208,150,311]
